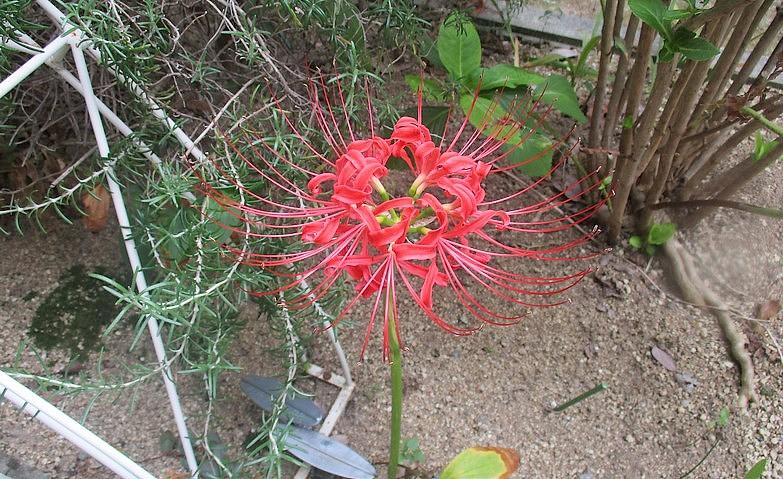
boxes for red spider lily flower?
[204,77,605,361]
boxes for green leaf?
[495,89,537,125]
[677,34,720,61]
[647,222,676,245]
[753,132,779,162]
[744,458,767,479]
[386,156,409,170]
[439,447,520,479]
[419,34,444,69]
[438,13,482,80]
[663,9,693,20]
[204,197,241,244]
[599,175,613,193]
[404,74,447,101]
[459,95,514,139]
[629,235,643,249]
[466,64,544,91]
[622,115,634,129]
[576,35,601,76]
[672,27,697,43]
[532,74,588,123]
[628,0,672,40]
[505,134,554,177]
[658,42,676,62]
[400,438,425,464]
[420,106,450,138]
[524,53,569,68]
[753,132,766,162]
[613,35,629,59]
[459,95,553,177]
[716,406,730,428]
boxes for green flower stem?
[552,382,608,412]
[387,302,403,479]
[740,106,783,138]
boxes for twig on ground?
[651,199,783,220]
[678,438,721,479]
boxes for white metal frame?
[0,2,355,478]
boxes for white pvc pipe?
[0,35,68,98]
[70,41,200,477]
[5,30,163,167]
[1,35,40,55]
[54,67,163,166]
[6,8,357,479]
[36,0,206,162]
[0,370,156,479]
[9,29,199,205]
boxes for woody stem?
[387,299,403,479]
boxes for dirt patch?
[1,154,781,478]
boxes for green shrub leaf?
[753,132,779,162]
[647,222,676,245]
[467,64,544,91]
[505,135,554,177]
[576,35,601,74]
[658,42,676,62]
[532,75,587,124]
[628,0,672,40]
[663,9,693,20]
[420,106,450,138]
[459,95,552,176]
[404,74,447,101]
[438,13,482,80]
[677,35,720,61]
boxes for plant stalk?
[689,0,765,126]
[387,299,403,479]
[682,140,783,227]
[602,15,639,158]
[587,0,618,170]
[727,10,783,96]
[740,106,783,137]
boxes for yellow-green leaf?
[745,458,767,479]
[532,75,587,124]
[404,74,447,101]
[459,94,553,177]
[440,447,520,479]
[438,13,482,80]
[466,65,544,91]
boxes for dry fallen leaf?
[160,470,188,479]
[757,300,781,321]
[82,184,111,232]
[651,345,677,372]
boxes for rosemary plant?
[2,0,425,477]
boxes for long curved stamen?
[203,75,604,360]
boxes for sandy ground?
[1,2,782,478]
[0,151,781,479]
